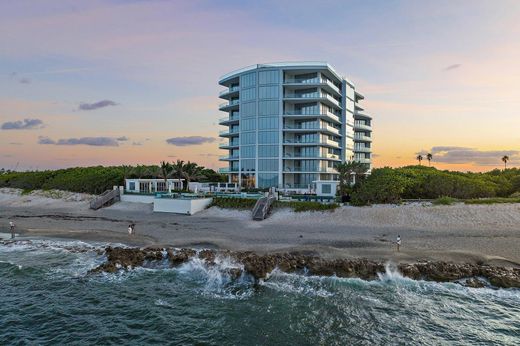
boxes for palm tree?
[183,161,206,191]
[502,155,509,170]
[416,154,423,165]
[336,161,368,196]
[160,161,172,191]
[426,153,433,166]
[171,160,186,190]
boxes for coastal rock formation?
[88,247,520,289]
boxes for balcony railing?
[219,167,239,173]
[354,158,371,164]
[354,122,372,131]
[219,129,239,136]
[219,114,240,123]
[219,86,240,96]
[283,78,341,94]
[283,154,340,160]
[219,99,239,109]
[283,167,338,173]
[354,134,372,142]
[354,146,372,153]
[283,124,340,135]
[219,155,239,160]
[283,138,341,147]
[283,111,341,122]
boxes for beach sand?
[1,188,519,267]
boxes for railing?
[283,78,341,93]
[354,146,372,153]
[283,111,341,121]
[283,154,340,160]
[219,155,239,160]
[282,183,314,189]
[219,114,240,123]
[219,99,240,109]
[283,124,340,134]
[284,93,320,99]
[354,134,372,141]
[354,122,372,131]
[219,86,240,96]
[219,129,239,136]
[218,167,239,173]
[90,189,120,210]
[354,158,371,164]
[283,167,338,173]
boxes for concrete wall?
[153,198,213,215]
[120,194,155,203]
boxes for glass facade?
[219,63,372,189]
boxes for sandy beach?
[1,188,520,266]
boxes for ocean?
[1,239,519,345]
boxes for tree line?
[0,161,226,195]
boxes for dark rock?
[167,248,196,266]
[465,278,486,288]
[198,249,216,264]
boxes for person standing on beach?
[131,223,135,236]
[9,221,15,239]
[396,234,401,252]
[128,224,133,236]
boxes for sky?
[1,0,519,172]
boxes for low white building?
[125,178,184,194]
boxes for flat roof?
[219,61,355,86]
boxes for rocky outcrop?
[88,247,520,289]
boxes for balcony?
[354,134,372,142]
[283,77,341,95]
[219,128,240,137]
[283,154,341,161]
[219,155,239,161]
[219,99,239,110]
[283,167,338,173]
[219,167,239,173]
[219,114,240,125]
[354,122,372,131]
[354,158,371,164]
[219,142,239,149]
[219,86,240,98]
[283,110,341,124]
[283,138,341,148]
[283,124,340,136]
[354,112,372,120]
[354,146,372,153]
[283,93,341,109]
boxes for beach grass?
[432,196,459,205]
[464,197,520,205]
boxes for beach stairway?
[89,189,120,210]
[252,194,276,221]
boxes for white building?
[218,62,373,192]
[125,178,184,194]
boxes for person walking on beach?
[9,221,15,239]
[396,234,401,252]
[128,224,133,236]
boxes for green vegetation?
[211,197,339,212]
[274,201,339,212]
[211,197,258,209]
[464,197,520,205]
[350,166,520,206]
[432,196,458,206]
[0,164,226,195]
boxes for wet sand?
[1,188,520,267]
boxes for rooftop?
[219,61,354,86]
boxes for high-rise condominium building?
[218,62,372,190]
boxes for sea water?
[0,240,519,345]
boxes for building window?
[259,70,279,85]
[129,182,135,191]
[157,181,167,192]
[322,184,331,194]
[259,116,278,130]
[259,145,278,157]
[258,159,278,171]
[240,132,256,145]
[241,87,256,101]
[258,173,278,188]
[258,131,278,144]
[241,72,256,88]
[240,118,256,131]
[241,101,256,117]
[258,100,278,115]
[241,159,255,172]
[241,145,255,158]
[259,85,279,99]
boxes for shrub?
[351,168,413,206]
[432,196,458,205]
[464,197,520,205]
[211,197,257,209]
[510,191,520,198]
[274,201,339,212]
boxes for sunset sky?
[1,0,519,172]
